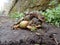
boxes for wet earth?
[0,16,60,45]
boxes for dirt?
[0,16,60,45]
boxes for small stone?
[36,32,41,35]
[35,44,39,45]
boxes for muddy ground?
[0,16,60,45]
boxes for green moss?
[31,26,37,31]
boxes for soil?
[0,16,60,45]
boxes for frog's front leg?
[11,24,20,30]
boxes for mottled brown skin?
[12,12,45,30]
[25,12,45,22]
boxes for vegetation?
[9,12,25,19]
[41,4,60,27]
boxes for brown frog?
[12,11,45,30]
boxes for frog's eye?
[41,16,45,19]
[38,19,41,21]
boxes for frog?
[12,11,45,30]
